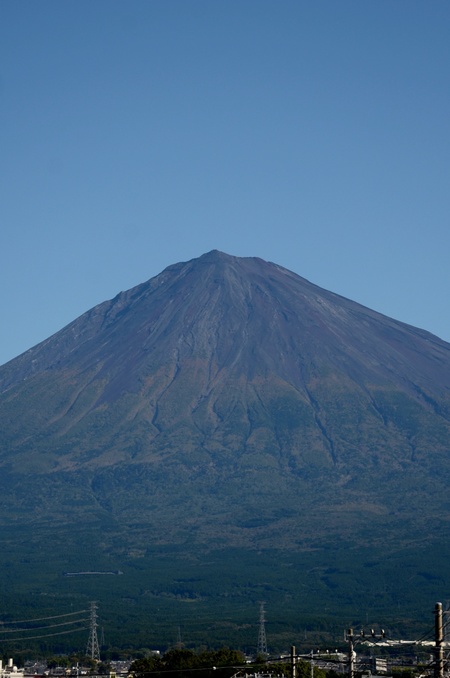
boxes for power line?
[0,618,89,633]
[0,609,88,625]
[0,608,90,644]
[0,627,89,642]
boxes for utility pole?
[290,646,296,678]
[435,602,444,678]
[86,601,100,661]
[346,629,354,678]
[344,626,385,677]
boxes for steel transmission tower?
[86,601,100,661]
[257,601,268,656]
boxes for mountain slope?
[1,250,450,649]
[2,251,449,470]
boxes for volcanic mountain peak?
[2,251,450,645]
[2,250,449,397]
[1,249,450,477]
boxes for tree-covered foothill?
[130,648,246,678]
[129,650,330,678]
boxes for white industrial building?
[0,660,24,678]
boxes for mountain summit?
[2,250,449,476]
[1,250,450,647]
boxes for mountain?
[1,250,450,652]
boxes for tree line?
[129,648,329,678]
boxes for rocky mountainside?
[1,250,450,648]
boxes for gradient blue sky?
[1,1,449,366]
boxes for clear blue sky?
[1,0,449,366]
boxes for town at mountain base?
[1,250,450,651]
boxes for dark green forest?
[0,523,445,658]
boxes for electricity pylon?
[257,601,268,657]
[86,601,100,661]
